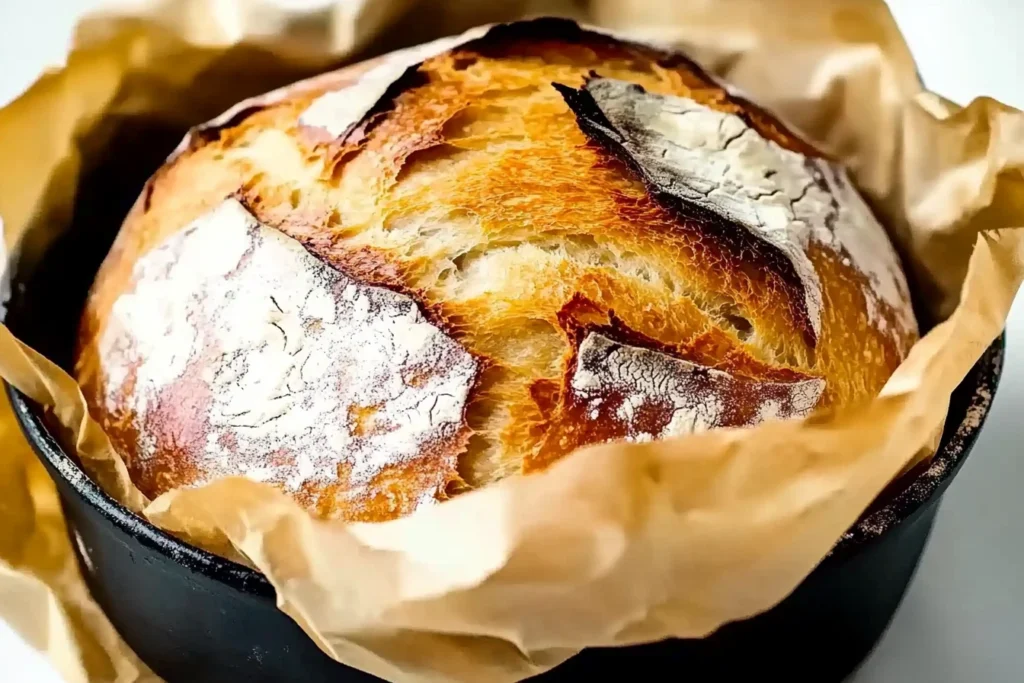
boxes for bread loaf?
[74,18,918,522]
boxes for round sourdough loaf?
[74,18,918,522]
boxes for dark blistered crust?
[307,17,820,162]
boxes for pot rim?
[4,334,1005,596]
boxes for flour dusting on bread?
[99,199,477,515]
[560,77,915,342]
[571,333,825,442]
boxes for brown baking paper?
[1,1,1024,681]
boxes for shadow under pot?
[4,203,1004,682]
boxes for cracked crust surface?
[91,199,477,519]
[75,18,918,521]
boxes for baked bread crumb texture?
[74,18,918,522]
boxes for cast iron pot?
[2,124,1005,682]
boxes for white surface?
[0,1,1022,681]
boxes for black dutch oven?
[3,123,1005,683]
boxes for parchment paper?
[1,1,1023,682]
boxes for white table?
[1,1,1021,681]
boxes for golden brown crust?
[75,18,917,522]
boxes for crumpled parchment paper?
[0,1,1022,681]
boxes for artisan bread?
[74,18,918,522]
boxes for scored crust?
[74,18,918,521]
